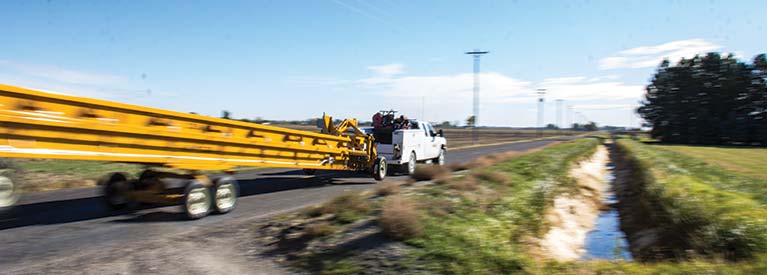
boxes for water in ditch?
[582,164,633,261]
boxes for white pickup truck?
[369,120,447,175]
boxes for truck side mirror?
[438,129,444,137]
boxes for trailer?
[0,84,388,219]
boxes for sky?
[0,0,765,127]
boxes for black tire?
[373,157,387,181]
[434,148,446,166]
[211,176,239,214]
[181,180,212,219]
[402,152,417,175]
[100,172,135,210]
[302,169,316,175]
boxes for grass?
[615,138,767,260]
[402,138,600,274]
[14,159,145,179]
[654,144,767,181]
[282,137,767,274]
[379,195,423,240]
[318,192,371,224]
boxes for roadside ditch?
[539,141,632,261]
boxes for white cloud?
[0,60,175,105]
[599,38,721,70]
[367,63,405,77]
[539,77,644,101]
[329,64,644,126]
[0,60,127,85]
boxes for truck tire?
[402,152,417,175]
[182,180,212,219]
[211,176,239,214]
[434,148,446,166]
[373,157,387,181]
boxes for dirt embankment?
[539,145,609,261]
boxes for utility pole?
[536,88,546,137]
[465,49,488,145]
[556,99,563,135]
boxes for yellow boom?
[0,83,377,171]
[0,83,388,218]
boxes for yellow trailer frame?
[0,84,388,218]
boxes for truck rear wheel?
[402,152,416,175]
[434,148,446,166]
[373,157,387,181]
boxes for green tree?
[638,52,767,145]
[465,115,475,127]
[584,122,598,131]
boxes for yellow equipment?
[0,84,388,218]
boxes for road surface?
[0,137,575,274]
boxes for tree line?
[638,52,767,145]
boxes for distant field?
[654,144,767,180]
[12,159,261,192]
[14,159,145,192]
[279,124,581,148]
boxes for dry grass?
[321,193,371,224]
[424,199,456,217]
[410,165,450,181]
[376,180,401,196]
[471,169,509,185]
[305,221,336,237]
[378,195,423,240]
[302,205,325,218]
[447,175,480,191]
[447,162,470,172]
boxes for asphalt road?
[0,137,575,271]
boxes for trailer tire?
[182,180,212,219]
[373,157,387,181]
[0,167,19,211]
[100,172,135,210]
[211,176,239,214]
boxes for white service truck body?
[373,121,447,174]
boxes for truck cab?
[372,120,447,175]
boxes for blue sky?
[1,0,764,127]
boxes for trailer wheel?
[373,157,387,181]
[212,176,239,214]
[100,172,135,210]
[0,168,19,210]
[182,180,211,219]
[402,152,417,175]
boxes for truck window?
[422,124,429,136]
